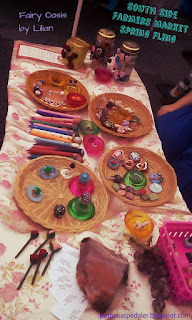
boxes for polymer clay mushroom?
[26,185,43,202]
[39,165,58,179]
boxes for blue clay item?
[79,173,90,184]
[150,173,163,184]
[116,62,122,69]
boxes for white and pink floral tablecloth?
[0,40,192,320]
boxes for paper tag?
[49,243,88,320]
[17,44,63,65]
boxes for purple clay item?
[122,120,130,127]
[149,173,163,184]
[95,68,113,83]
[69,172,94,196]
[83,135,105,158]
[126,186,134,193]
[54,204,66,218]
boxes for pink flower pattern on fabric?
[0,283,18,303]
[0,153,9,161]
[14,156,27,167]
[23,70,30,77]
[12,112,19,121]
[0,180,11,189]
[10,209,25,221]
[12,272,24,284]
[0,243,6,256]
[12,133,21,140]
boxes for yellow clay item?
[62,37,90,70]
[48,72,66,88]
[124,209,154,240]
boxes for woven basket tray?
[26,70,90,112]
[99,146,177,207]
[14,156,108,232]
[88,93,153,138]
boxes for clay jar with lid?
[113,41,140,82]
[124,209,154,245]
[61,37,90,70]
[90,28,116,69]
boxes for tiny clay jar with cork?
[90,28,116,69]
[113,41,140,82]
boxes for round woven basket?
[99,146,177,207]
[88,93,153,138]
[14,156,108,232]
[26,70,90,112]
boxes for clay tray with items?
[14,156,108,232]
[88,93,153,138]
[99,146,177,207]
[26,70,90,112]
